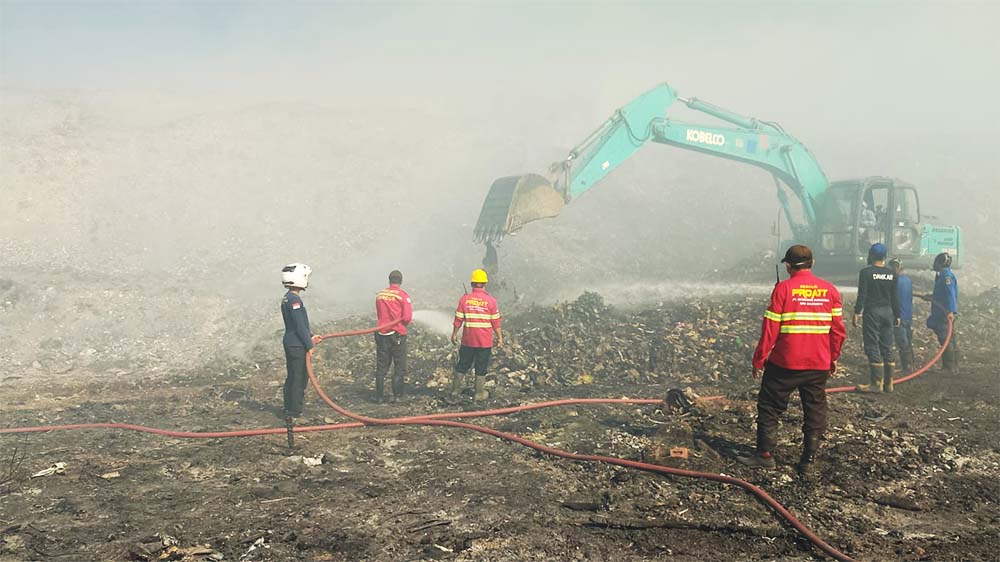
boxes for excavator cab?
[814,177,961,275]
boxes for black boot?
[883,362,895,393]
[797,435,820,476]
[391,373,404,403]
[285,416,295,449]
[944,344,960,375]
[899,351,913,374]
[375,372,385,403]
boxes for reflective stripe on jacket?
[375,284,412,335]
[752,269,847,371]
[454,287,501,348]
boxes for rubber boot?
[737,452,776,469]
[474,376,488,402]
[858,363,883,393]
[285,416,295,449]
[375,373,385,404]
[882,362,895,394]
[448,371,464,403]
[390,373,403,403]
[797,435,820,477]
[943,346,959,375]
[899,351,913,374]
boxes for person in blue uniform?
[920,252,959,374]
[888,258,915,373]
[280,263,322,427]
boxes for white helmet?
[281,263,312,289]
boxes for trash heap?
[491,292,762,389]
[313,292,764,392]
[312,285,997,395]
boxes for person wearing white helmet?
[280,263,322,431]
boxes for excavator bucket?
[473,174,565,243]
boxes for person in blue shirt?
[919,252,959,374]
[888,258,915,373]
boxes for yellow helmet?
[470,269,489,283]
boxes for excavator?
[473,82,962,278]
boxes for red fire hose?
[0,316,955,562]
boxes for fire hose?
[0,316,955,562]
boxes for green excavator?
[474,82,962,278]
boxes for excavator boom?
[474,84,679,244]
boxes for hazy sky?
[3,1,998,136]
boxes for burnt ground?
[1,291,998,562]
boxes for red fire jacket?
[453,287,501,348]
[752,269,846,371]
[375,284,412,336]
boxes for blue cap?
[869,243,887,259]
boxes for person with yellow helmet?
[450,269,503,401]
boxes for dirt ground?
[1,292,998,562]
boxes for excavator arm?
[473,84,677,242]
[473,83,831,245]
[649,119,829,240]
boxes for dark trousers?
[756,362,829,454]
[375,333,408,398]
[283,346,308,417]
[930,317,957,346]
[456,346,491,377]
[930,317,959,366]
[862,305,896,364]
[892,318,913,357]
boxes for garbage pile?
[489,292,761,389]
[314,292,764,392]
[308,284,997,397]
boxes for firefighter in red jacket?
[374,270,412,403]
[450,269,503,402]
[738,245,847,475]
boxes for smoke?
[411,310,455,337]
[2,2,997,374]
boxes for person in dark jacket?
[919,252,959,374]
[889,258,915,372]
[280,263,322,427]
[853,243,901,393]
